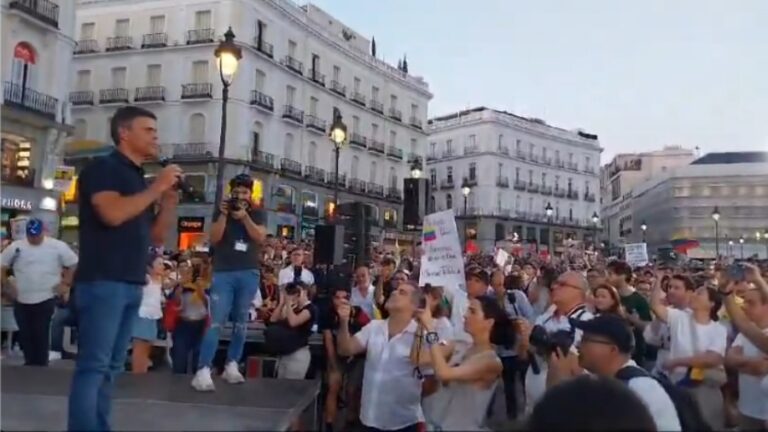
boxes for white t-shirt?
[732,329,768,420]
[622,360,682,431]
[278,265,315,287]
[524,304,593,412]
[138,278,163,319]
[0,237,78,304]
[666,308,728,382]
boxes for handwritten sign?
[419,210,466,293]
[53,165,75,192]
[624,243,649,267]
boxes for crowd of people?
[3,217,768,431]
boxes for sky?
[308,0,768,162]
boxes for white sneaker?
[221,361,245,384]
[49,351,62,361]
[191,367,215,392]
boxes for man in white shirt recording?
[278,248,315,287]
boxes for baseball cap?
[26,218,44,236]
[571,314,635,354]
[465,266,490,285]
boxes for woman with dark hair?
[592,284,626,317]
[169,259,209,374]
[414,295,509,430]
[650,278,728,429]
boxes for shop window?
[1,137,33,186]
[272,184,295,213]
[383,208,398,229]
[301,191,318,218]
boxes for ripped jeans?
[196,269,260,370]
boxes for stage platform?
[1,362,320,431]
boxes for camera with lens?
[228,197,242,212]
[529,325,576,356]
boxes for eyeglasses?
[552,280,583,291]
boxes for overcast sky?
[309,0,768,162]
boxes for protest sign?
[419,210,466,293]
[53,165,75,192]
[624,243,649,267]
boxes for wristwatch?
[425,331,439,345]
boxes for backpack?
[615,365,712,432]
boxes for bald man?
[517,271,594,412]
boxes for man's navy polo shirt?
[74,150,154,285]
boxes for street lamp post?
[641,220,647,243]
[460,177,471,215]
[728,239,734,258]
[545,202,554,221]
[328,108,347,221]
[591,211,600,247]
[410,158,422,179]
[711,206,720,258]
[739,235,744,259]
[213,27,242,207]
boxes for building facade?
[426,107,602,253]
[1,0,75,240]
[599,146,696,253]
[629,152,768,260]
[65,0,432,249]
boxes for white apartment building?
[630,152,768,259]
[1,0,75,238]
[599,146,696,252]
[65,0,432,248]
[427,107,602,253]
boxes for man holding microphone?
[67,106,182,431]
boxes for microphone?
[159,159,194,195]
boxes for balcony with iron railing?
[553,187,566,198]
[3,82,58,120]
[542,157,552,165]
[386,186,403,201]
[250,90,274,112]
[326,172,346,188]
[134,86,165,102]
[566,162,579,171]
[349,178,366,194]
[555,159,565,168]
[186,29,215,44]
[464,145,479,155]
[367,183,384,197]
[426,152,438,161]
[283,56,304,75]
[99,88,129,104]
[513,180,527,191]
[106,36,133,51]
[253,38,274,58]
[181,83,212,99]
[69,90,94,106]
[496,176,509,188]
[370,100,383,114]
[584,191,596,202]
[368,139,385,154]
[407,153,421,164]
[541,185,553,196]
[386,146,403,160]
[250,150,276,170]
[305,115,326,133]
[408,116,423,130]
[309,69,325,86]
[9,0,59,28]
[282,105,304,124]
[330,80,346,97]
[440,178,455,189]
[527,182,540,193]
[349,133,367,149]
[515,150,527,160]
[442,149,456,158]
[350,91,366,106]
[584,166,596,174]
[280,158,302,176]
[141,33,167,48]
[388,107,402,121]
[567,189,579,200]
[74,39,99,54]
[161,142,215,159]
[529,153,539,163]
[303,166,326,184]
[498,145,510,155]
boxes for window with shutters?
[352,116,360,133]
[188,114,206,142]
[446,194,453,209]
[110,67,127,88]
[284,133,294,159]
[353,77,361,92]
[309,97,318,116]
[80,23,95,39]
[308,142,317,166]
[254,69,266,91]
[351,156,359,179]
[371,123,379,139]
[194,10,211,29]
[389,130,396,147]
[146,65,161,86]
[286,85,296,105]
[390,94,398,108]
[389,167,397,188]
[371,86,379,101]
[333,65,341,81]
[369,161,377,183]
[76,70,91,91]
[149,15,165,33]
[429,168,436,185]
[114,19,130,37]
[288,40,297,57]
[192,61,208,83]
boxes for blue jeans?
[197,269,259,370]
[67,281,141,432]
[51,306,70,353]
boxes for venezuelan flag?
[671,237,700,253]
[423,225,437,242]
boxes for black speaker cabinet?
[313,224,345,265]
[403,178,429,230]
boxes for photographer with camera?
[191,173,266,392]
[517,271,593,412]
